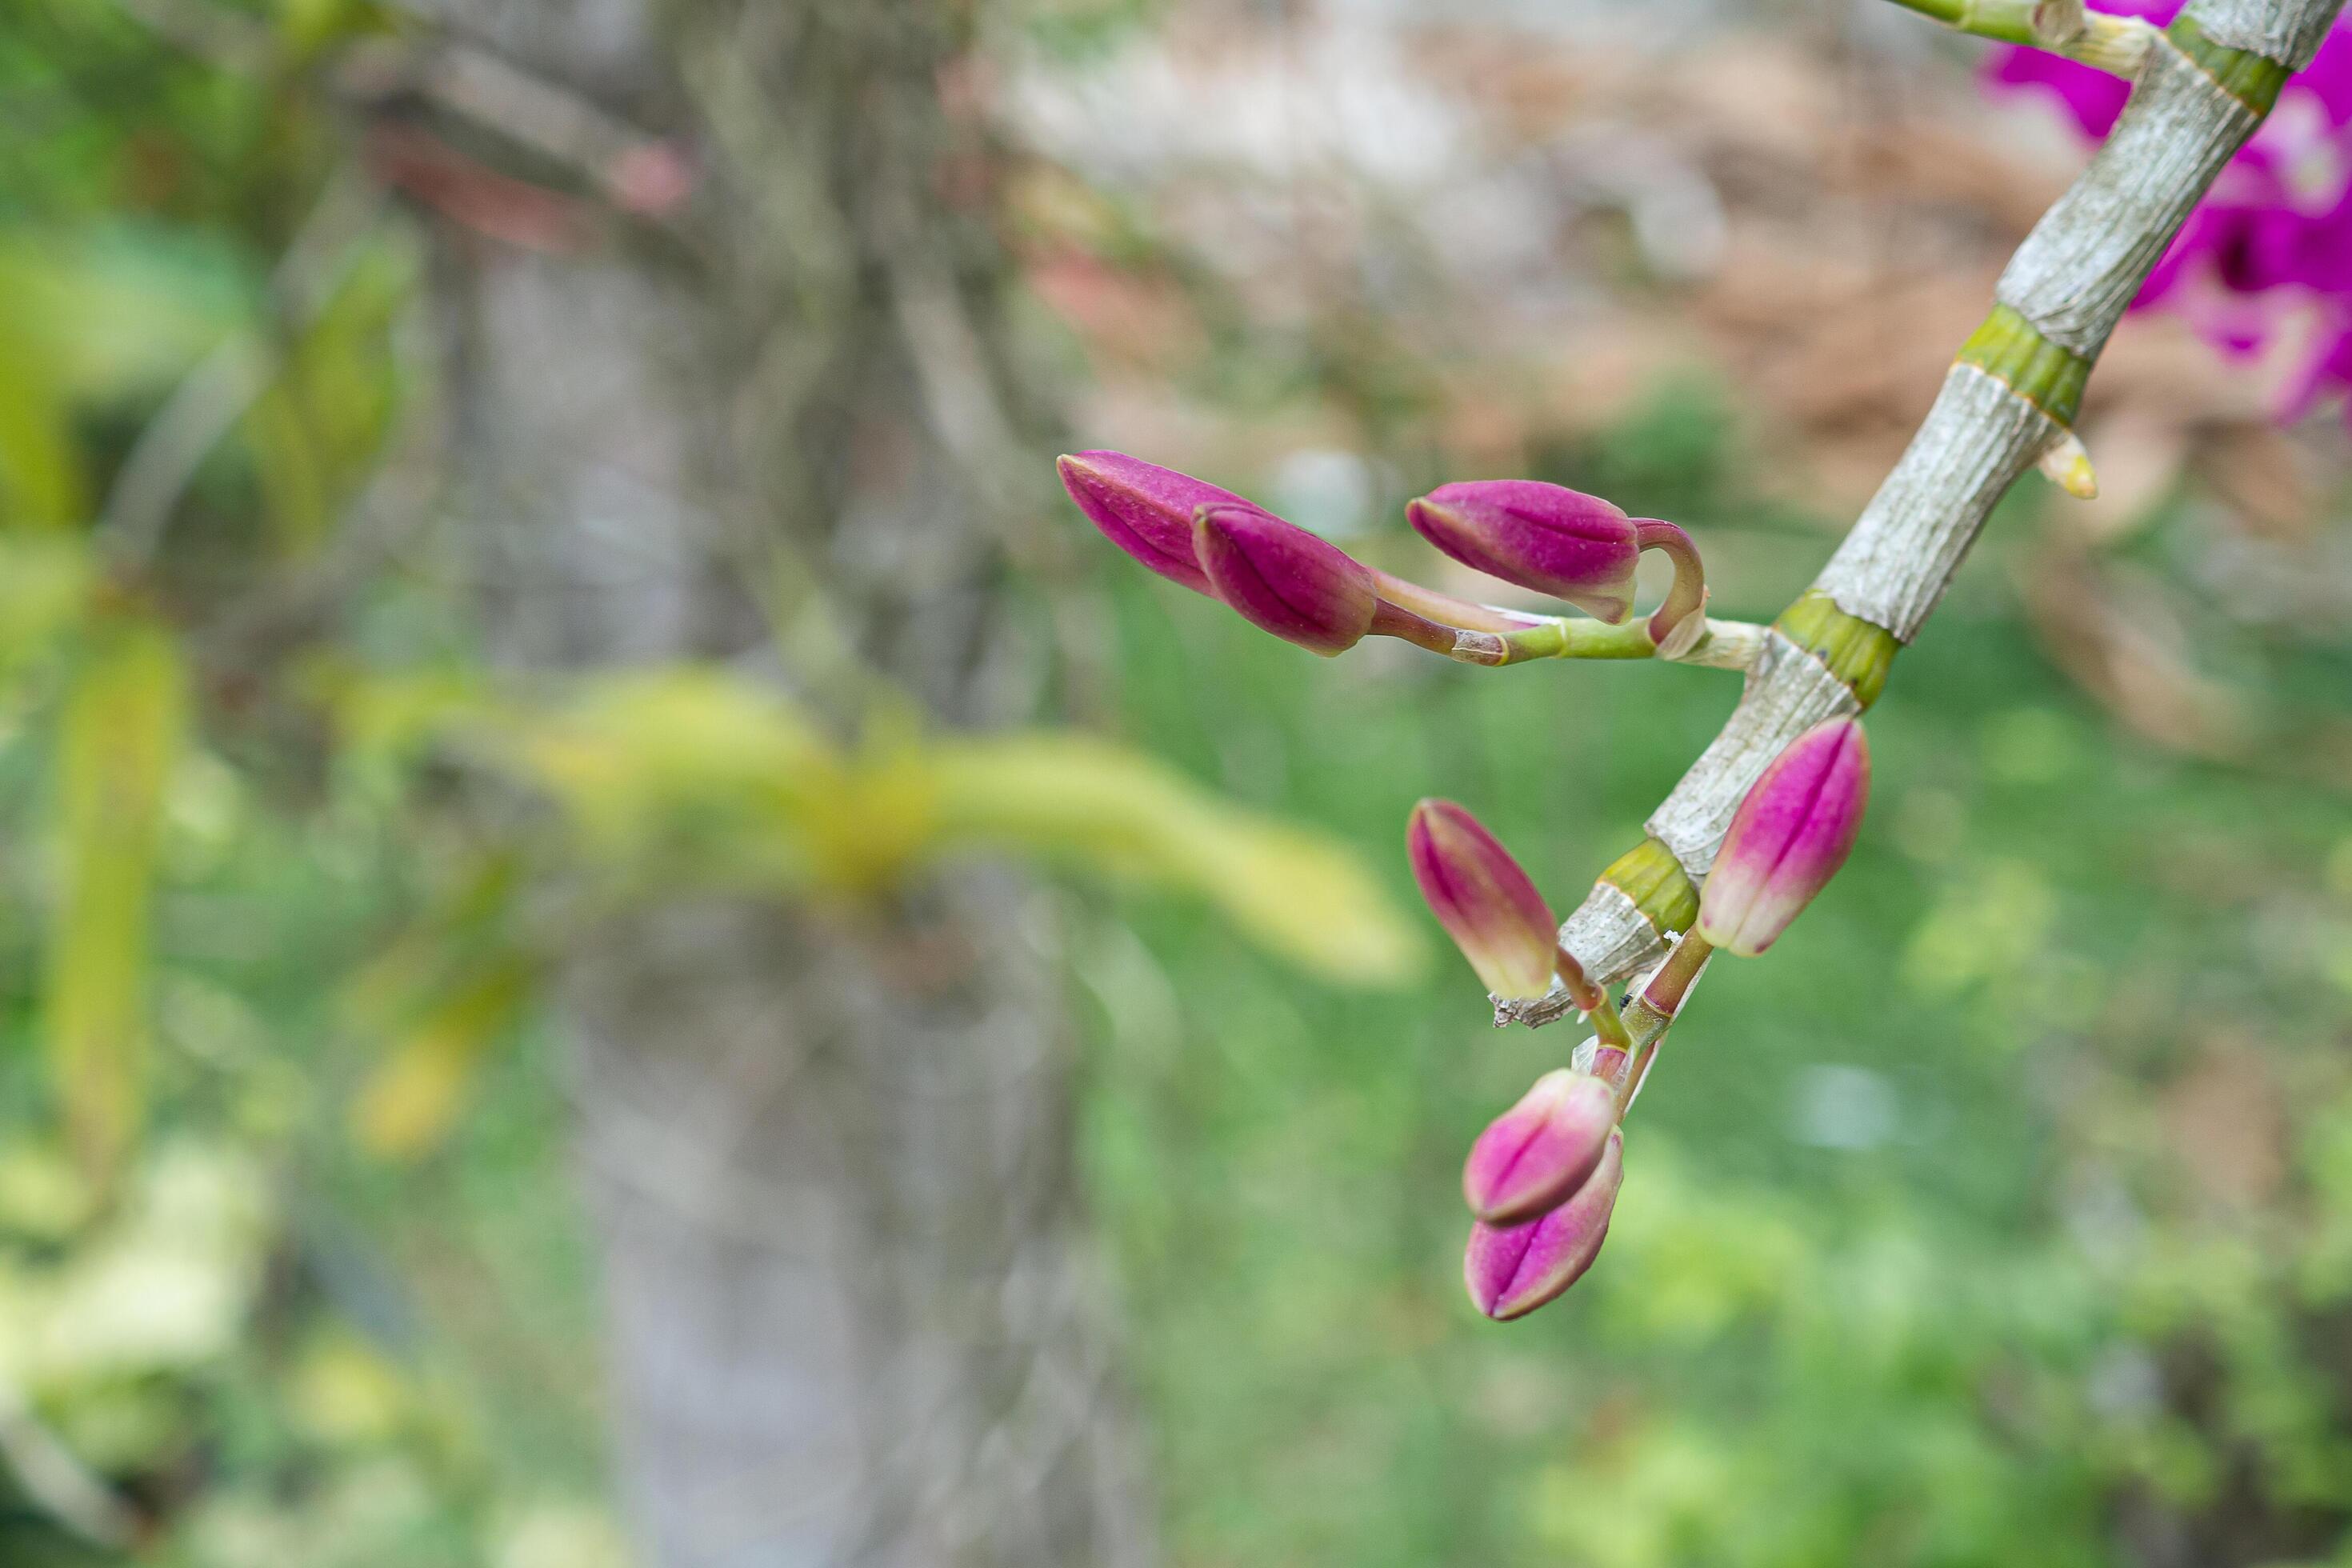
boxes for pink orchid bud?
[1464,1129,1623,1321]
[1406,481,1706,644]
[1462,1069,1618,1226]
[1406,799,1558,1000]
[1408,480,1640,620]
[1057,450,1256,595]
[1698,717,1870,958]
[1193,503,1378,657]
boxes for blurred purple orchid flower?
[1990,1,2352,421]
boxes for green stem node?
[1597,836,1701,940]
[1774,590,1900,706]
[2168,14,2292,113]
[1956,305,2092,425]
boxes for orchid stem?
[1554,943,1633,1053]
[1606,933,1715,1115]
[1435,614,1766,669]
[1878,0,2158,75]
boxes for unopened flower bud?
[1408,481,1707,645]
[1409,481,1640,621]
[1194,503,1378,656]
[1464,1130,1623,1321]
[1406,799,1558,1000]
[1462,1069,1618,1226]
[1698,717,1870,958]
[1057,450,1254,595]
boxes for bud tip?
[1697,716,1870,958]
[1407,799,1559,1000]
[1462,1069,1618,1226]
[1463,1129,1624,1320]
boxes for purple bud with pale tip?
[1193,502,1378,657]
[1462,1069,1618,1226]
[1698,716,1870,958]
[1464,1129,1623,1321]
[1056,450,1256,595]
[1406,799,1558,1000]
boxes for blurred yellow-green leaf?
[240,246,409,555]
[0,308,86,529]
[928,734,1426,988]
[0,226,252,530]
[341,852,522,1030]
[45,607,186,1182]
[350,952,536,1161]
[337,662,1423,986]
[0,533,94,684]
[488,669,844,892]
[0,229,250,403]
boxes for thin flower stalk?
[1603,933,1715,1113]
[1882,0,2160,72]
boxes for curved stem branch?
[1633,519,1708,653]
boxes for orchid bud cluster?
[1055,451,1712,662]
[1411,718,1870,1320]
[1056,449,1872,1322]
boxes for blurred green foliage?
[4,1,2352,1566]
[0,2,1421,1559]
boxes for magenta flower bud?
[1408,481,1641,621]
[1193,503,1378,657]
[1406,481,1707,644]
[1406,799,1558,1000]
[1464,1129,1623,1321]
[1462,1069,1618,1226]
[1057,450,1255,595]
[1698,717,1871,958]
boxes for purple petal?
[1698,718,1870,958]
[1989,46,2132,138]
[1057,450,1255,595]
[1462,1070,1618,1225]
[1464,1130,1624,1321]
[1194,503,1377,656]
[1406,481,1640,622]
[2302,26,2352,126]
[1406,799,1558,999]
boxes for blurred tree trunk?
[420,4,1152,1564]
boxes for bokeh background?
[5,0,2352,1564]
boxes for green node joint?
[1775,589,1899,707]
[1598,836,1699,940]
[2167,15,2291,115]
[1956,306,2090,426]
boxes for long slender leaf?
[45,609,185,1182]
